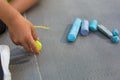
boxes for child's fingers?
[27,35,40,55]
[22,41,30,52]
[31,27,39,40]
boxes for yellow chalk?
[34,26,49,30]
[35,40,42,51]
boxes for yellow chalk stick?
[34,26,49,30]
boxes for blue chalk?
[89,20,98,31]
[67,18,82,42]
[112,29,119,36]
[80,20,89,36]
[111,36,120,43]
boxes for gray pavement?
[0,0,120,80]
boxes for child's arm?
[10,0,39,13]
[0,0,40,55]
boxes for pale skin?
[0,0,40,55]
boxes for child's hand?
[7,15,40,55]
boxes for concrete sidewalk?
[0,0,120,80]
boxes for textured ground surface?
[0,0,120,80]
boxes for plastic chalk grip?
[67,18,82,42]
[98,25,113,38]
[80,20,89,36]
[89,20,98,31]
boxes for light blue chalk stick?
[80,20,89,36]
[67,18,82,42]
[89,20,98,31]
[98,25,113,39]
[112,29,119,36]
[111,36,120,43]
